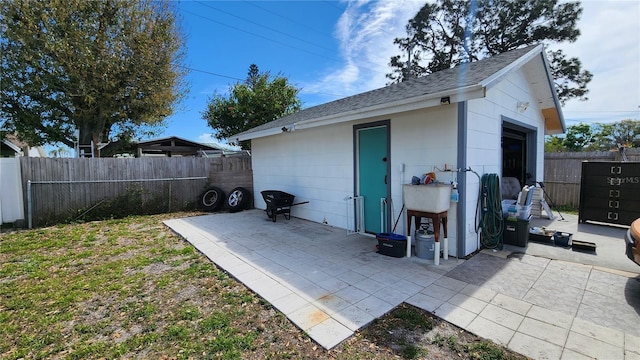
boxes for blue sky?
[160,0,640,147]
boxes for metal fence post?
[27,180,32,229]
[168,178,173,212]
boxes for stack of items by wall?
[502,185,535,247]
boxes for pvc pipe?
[27,176,206,184]
[27,180,32,229]
[168,180,172,212]
[434,241,440,266]
[380,198,385,233]
[443,237,448,260]
[406,235,412,258]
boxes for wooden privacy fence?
[13,148,638,225]
[20,156,252,227]
[543,148,640,208]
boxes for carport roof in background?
[234,44,561,141]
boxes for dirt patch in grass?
[1,212,529,359]
[343,303,529,359]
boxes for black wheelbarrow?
[260,190,308,222]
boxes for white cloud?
[199,81,234,97]
[197,133,241,150]
[309,0,639,125]
[197,133,216,144]
[556,0,640,124]
[304,0,424,98]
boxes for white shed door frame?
[353,120,391,234]
[502,116,538,185]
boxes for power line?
[177,2,415,97]
[321,0,346,12]
[180,65,347,98]
[183,3,391,77]
[181,66,243,82]
[245,1,338,42]
[181,8,345,66]
[195,1,336,54]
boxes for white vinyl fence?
[0,157,25,224]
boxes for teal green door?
[358,126,389,234]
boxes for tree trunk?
[92,132,101,158]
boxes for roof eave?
[136,135,220,150]
[236,126,291,142]
[539,51,566,134]
[1,138,24,155]
[541,108,564,135]
[235,85,485,142]
[482,44,565,135]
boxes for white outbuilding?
[234,44,565,258]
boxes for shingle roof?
[234,45,542,139]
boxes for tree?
[48,146,70,158]
[562,122,593,151]
[202,64,302,149]
[544,135,565,152]
[596,119,640,149]
[544,119,640,152]
[0,0,187,157]
[387,0,592,105]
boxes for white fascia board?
[235,125,287,142]
[236,85,485,141]
[1,139,23,155]
[539,50,566,133]
[479,43,565,133]
[294,85,485,131]
[479,44,543,90]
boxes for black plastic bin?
[503,218,530,247]
[376,233,407,258]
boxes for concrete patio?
[164,210,640,359]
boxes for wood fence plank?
[21,155,252,227]
[542,149,640,208]
[18,149,637,226]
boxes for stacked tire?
[199,186,251,213]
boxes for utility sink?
[403,184,452,213]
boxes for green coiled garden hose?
[476,173,504,249]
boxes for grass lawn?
[1,212,529,359]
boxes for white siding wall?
[252,122,355,228]
[251,67,547,258]
[462,68,547,255]
[389,106,458,256]
[251,106,460,255]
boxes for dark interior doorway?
[502,128,527,187]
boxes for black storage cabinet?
[579,162,640,226]
[503,218,530,247]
